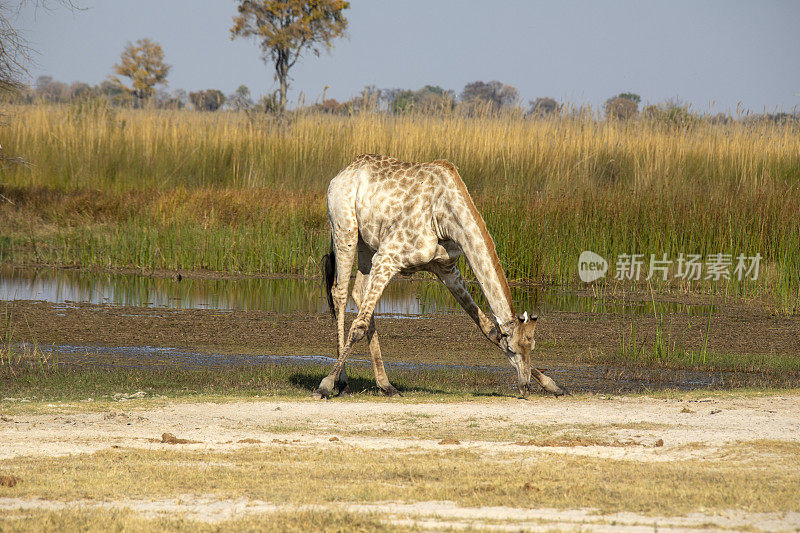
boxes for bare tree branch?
[0,1,81,92]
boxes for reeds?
[1,103,798,310]
[1,303,59,375]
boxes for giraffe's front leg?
[432,262,501,347]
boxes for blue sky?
[18,0,800,113]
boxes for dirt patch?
[160,433,199,445]
[438,438,460,445]
[0,476,20,488]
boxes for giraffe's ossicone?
[316,154,569,399]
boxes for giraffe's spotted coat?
[317,154,567,398]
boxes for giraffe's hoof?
[381,384,402,397]
[312,388,332,400]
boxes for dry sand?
[2,394,800,530]
[3,394,799,462]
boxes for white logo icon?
[578,251,608,283]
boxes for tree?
[68,81,92,100]
[156,89,186,110]
[642,99,699,128]
[460,80,518,112]
[189,89,226,111]
[97,79,131,106]
[34,75,67,102]
[228,84,253,110]
[110,38,170,102]
[345,85,380,113]
[415,85,455,112]
[384,85,455,114]
[230,0,350,117]
[528,97,560,117]
[617,92,641,103]
[605,94,639,120]
[312,97,347,114]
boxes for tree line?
[10,73,799,126]
[2,1,796,124]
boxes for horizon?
[16,0,800,114]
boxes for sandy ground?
[2,394,800,462]
[1,497,799,532]
[2,394,800,530]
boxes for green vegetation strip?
[0,105,798,311]
[2,354,798,412]
[0,361,522,409]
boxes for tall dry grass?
[1,103,798,310]
[4,102,798,195]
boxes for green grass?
[0,355,522,406]
[1,351,797,410]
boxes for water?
[0,266,714,317]
[26,343,750,393]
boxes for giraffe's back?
[327,154,455,253]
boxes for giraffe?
[315,154,568,399]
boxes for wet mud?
[5,296,799,393]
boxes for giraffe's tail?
[322,237,336,318]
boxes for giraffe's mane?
[436,161,515,316]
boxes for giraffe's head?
[496,312,537,394]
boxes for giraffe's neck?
[442,185,516,326]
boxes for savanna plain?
[1,103,799,531]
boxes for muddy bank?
[7,299,799,365]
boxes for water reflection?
[1,266,714,317]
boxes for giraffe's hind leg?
[316,248,400,398]
[315,225,357,399]
[352,246,400,396]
